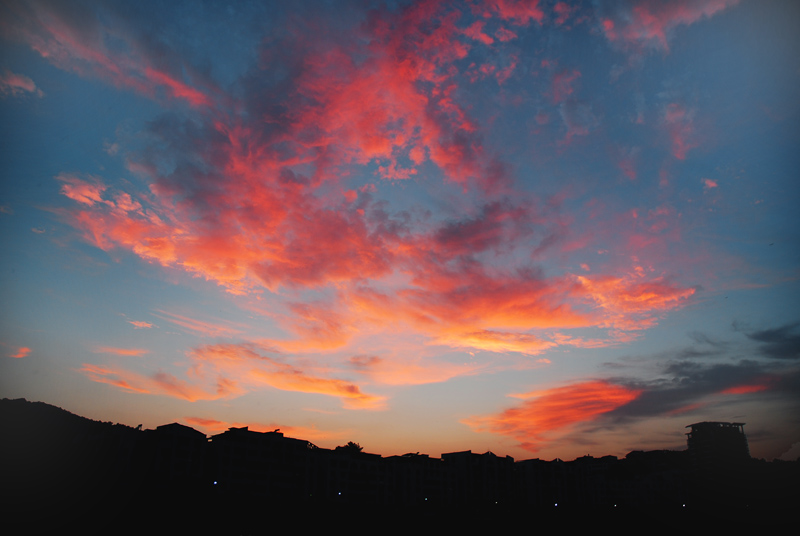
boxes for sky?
[1,0,798,462]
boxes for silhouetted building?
[5,397,798,529]
[441,450,514,505]
[208,426,315,501]
[148,422,207,485]
[686,422,750,466]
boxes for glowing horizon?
[1,0,798,462]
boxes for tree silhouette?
[337,441,363,453]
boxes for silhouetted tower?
[685,422,750,466]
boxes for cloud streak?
[464,380,641,452]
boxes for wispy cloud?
[597,0,741,54]
[464,380,641,452]
[151,310,243,338]
[0,69,43,97]
[127,320,154,329]
[92,346,150,357]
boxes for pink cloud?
[494,27,517,42]
[551,69,581,104]
[0,70,43,97]
[2,0,216,107]
[462,21,494,45]
[663,102,699,160]
[599,0,740,53]
[40,0,700,378]
[552,2,576,26]
[486,0,545,26]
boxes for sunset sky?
[1,0,798,462]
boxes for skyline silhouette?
[2,397,797,532]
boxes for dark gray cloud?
[744,322,800,360]
[606,359,800,421]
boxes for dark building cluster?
[1,399,796,531]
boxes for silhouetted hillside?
[1,398,796,533]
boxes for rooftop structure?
[686,421,750,465]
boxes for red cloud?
[487,0,545,26]
[720,375,777,395]
[464,380,641,452]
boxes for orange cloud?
[57,173,107,205]
[79,364,153,395]
[464,380,641,452]
[575,274,695,330]
[189,343,385,409]
[127,320,154,329]
[92,346,150,356]
[349,353,485,386]
[10,347,31,359]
